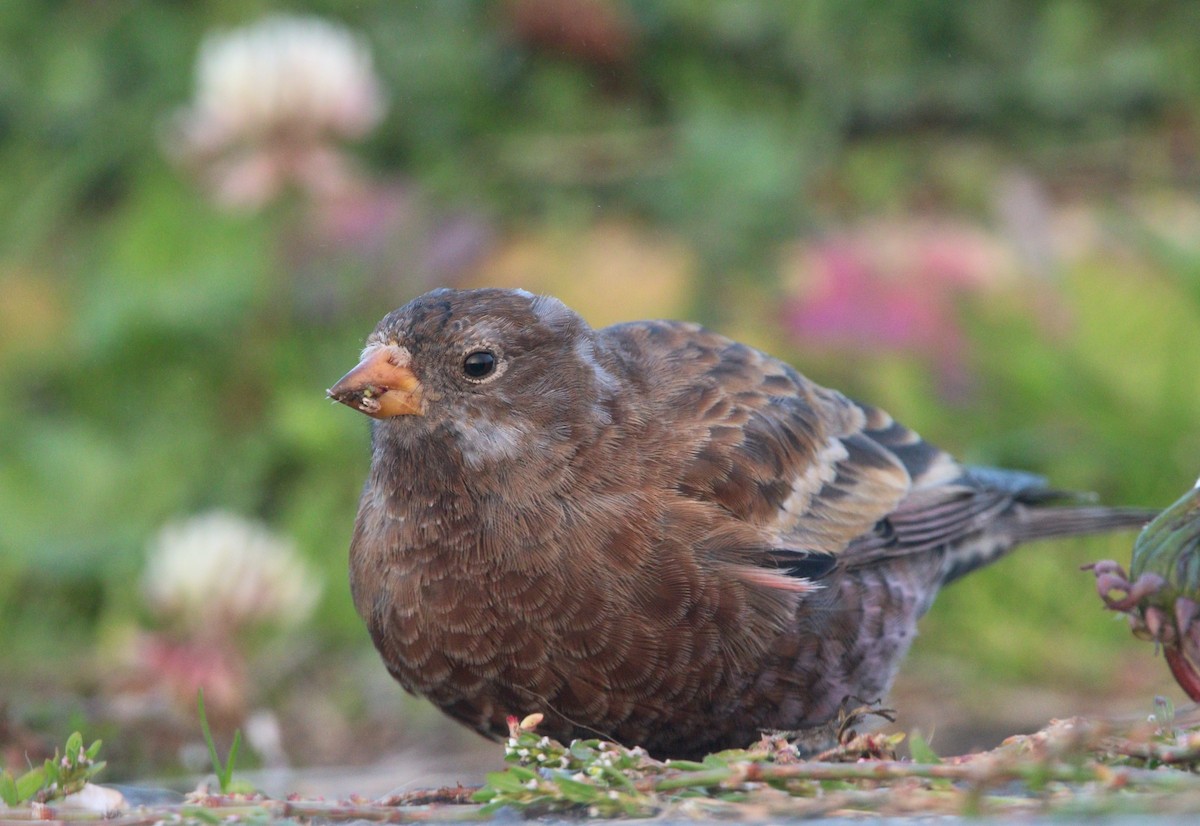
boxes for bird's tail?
[1007,504,1158,544]
[938,475,1157,586]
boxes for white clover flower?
[185,14,383,148]
[143,511,320,633]
[168,14,385,208]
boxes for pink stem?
[1164,647,1200,702]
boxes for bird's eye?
[463,350,497,379]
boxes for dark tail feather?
[960,468,1156,540]
[1008,505,1158,544]
[939,504,1157,586]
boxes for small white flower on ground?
[60,784,127,816]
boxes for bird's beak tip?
[328,346,425,419]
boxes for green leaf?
[86,740,103,760]
[64,732,82,760]
[600,764,639,791]
[198,689,223,780]
[568,741,597,761]
[0,772,19,807]
[478,799,512,815]
[197,689,244,794]
[908,731,942,764]
[220,729,242,792]
[664,759,707,771]
[484,770,530,794]
[552,775,599,804]
[14,767,46,802]
[471,787,497,803]
[506,765,538,782]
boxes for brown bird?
[329,288,1153,759]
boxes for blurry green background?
[2,0,1200,786]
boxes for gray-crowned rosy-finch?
[329,288,1153,759]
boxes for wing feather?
[602,321,1038,588]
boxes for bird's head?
[328,288,618,468]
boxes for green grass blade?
[220,729,242,792]
[197,689,225,782]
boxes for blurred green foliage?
[3,0,1200,772]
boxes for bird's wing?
[603,323,907,568]
[603,320,1034,584]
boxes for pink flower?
[782,219,1017,381]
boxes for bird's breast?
[347,487,762,741]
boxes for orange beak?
[327,344,424,419]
